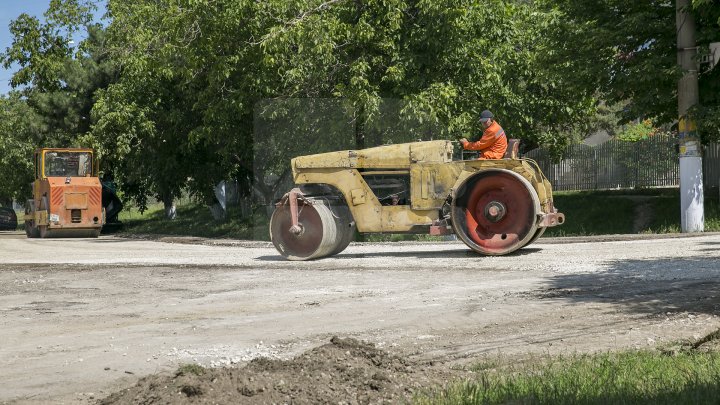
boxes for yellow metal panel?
[409,141,454,163]
[294,168,383,232]
[421,169,428,199]
[34,210,48,226]
[292,140,454,175]
[381,206,438,231]
[293,150,357,169]
[411,162,463,210]
[359,170,410,175]
[295,167,444,233]
[350,188,366,205]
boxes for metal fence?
[524,135,720,192]
[705,143,720,191]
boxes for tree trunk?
[162,194,176,220]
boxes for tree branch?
[252,0,348,46]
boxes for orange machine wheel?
[452,170,539,255]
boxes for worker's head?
[479,110,494,128]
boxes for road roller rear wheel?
[452,170,539,255]
[270,198,339,260]
[24,201,40,238]
[25,222,39,238]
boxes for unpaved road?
[1,232,719,403]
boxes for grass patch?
[646,192,720,233]
[117,201,269,240]
[175,363,206,377]
[416,349,720,405]
[545,188,720,237]
[544,191,637,236]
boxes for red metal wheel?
[452,170,539,255]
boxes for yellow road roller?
[270,140,564,260]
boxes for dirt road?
[1,232,719,403]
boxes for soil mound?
[99,336,452,404]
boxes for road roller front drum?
[270,189,354,261]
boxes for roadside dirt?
[1,231,719,404]
[99,336,458,404]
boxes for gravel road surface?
[1,231,719,403]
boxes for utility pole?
[676,0,704,232]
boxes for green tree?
[540,0,720,143]
[0,93,39,206]
[93,0,251,213]
[1,0,115,150]
[1,1,122,210]
[95,0,596,211]
[258,0,596,150]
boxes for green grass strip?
[416,350,720,405]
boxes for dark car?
[0,207,18,230]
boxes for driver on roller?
[459,110,508,159]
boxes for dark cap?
[479,110,494,123]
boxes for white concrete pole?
[676,0,704,232]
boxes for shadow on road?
[699,241,720,252]
[535,256,720,316]
[20,237,130,244]
[255,247,542,261]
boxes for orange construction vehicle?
[24,148,104,238]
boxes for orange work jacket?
[462,121,508,159]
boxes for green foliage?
[695,65,720,143]
[256,0,594,149]
[538,0,677,124]
[538,0,720,143]
[90,0,597,210]
[616,120,659,142]
[0,0,116,205]
[2,0,96,92]
[0,94,37,203]
[416,350,720,405]
[544,191,636,236]
[118,200,266,239]
[10,0,712,215]
[546,189,720,237]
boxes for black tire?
[24,200,40,238]
[25,222,40,238]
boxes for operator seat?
[504,139,520,159]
